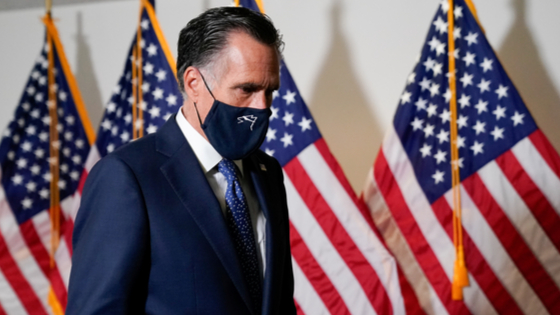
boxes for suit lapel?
[156,117,254,314]
[246,156,285,314]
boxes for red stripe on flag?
[431,197,524,314]
[463,174,560,313]
[289,222,351,315]
[19,220,68,309]
[314,139,384,241]
[61,212,74,256]
[0,229,48,315]
[496,151,560,251]
[294,299,304,315]
[77,169,89,195]
[0,301,6,315]
[285,158,394,315]
[373,152,471,314]
[529,130,560,179]
[396,263,426,315]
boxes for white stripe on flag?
[0,269,28,315]
[365,168,449,315]
[54,238,72,287]
[31,210,52,256]
[298,144,405,314]
[0,191,51,312]
[382,127,455,278]
[284,173,377,315]
[513,137,560,213]
[478,160,560,287]
[292,256,329,315]
[445,185,547,314]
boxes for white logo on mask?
[237,115,258,131]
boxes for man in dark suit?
[66,7,296,315]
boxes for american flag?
[0,14,94,314]
[55,0,181,312]
[363,0,560,313]
[238,1,406,314]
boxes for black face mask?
[193,73,271,160]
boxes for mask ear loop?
[192,69,216,128]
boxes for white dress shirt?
[176,110,267,277]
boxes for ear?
[183,66,202,103]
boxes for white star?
[26,86,36,96]
[155,69,167,82]
[474,99,488,114]
[441,0,450,13]
[124,113,132,124]
[282,111,294,126]
[450,48,460,59]
[432,62,443,76]
[59,91,67,102]
[491,126,505,140]
[472,120,486,135]
[163,112,172,121]
[495,84,509,99]
[477,78,491,93]
[140,19,150,30]
[511,111,525,126]
[459,72,474,88]
[419,77,431,91]
[410,117,424,131]
[433,169,445,184]
[470,140,484,155]
[142,82,150,93]
[152,87,164,100]
[407,72,416,85]
[426,103,438,117]
[429,83,440,97]
[21,198,33,210]
[113,84,121,95]
[454,26,462,39]
[423,123,435,138]
[420,143,432,157]
[75,139,85,149]
[298,117,313,132]
[25,125,36,136]
[435,42,446,56]
[454,5,464,19]
[43,171,52,182]
[462,51,476,66]
[415,97,427,111]
[101,119,112,131]
[72,155,82,165]
[12,174,23,185]
[283,90,297,105]
[456,135,466,148]
[166,94,178,106]
[266,128,277,142]
[144,62,154,75]
[107,143,115,153]
[35,93,44,102]
[434,149,448,164]
[280,132,293,148]
[58,179,67,190]
[270,106,279,120]
[120,131,130,143]
[39,188,49,199]
[493,105,507,120]
[400,91,412,105]
[480,58,493,72]
[25,181,37,193]
[439,108,451,124]
[428,36,440,51]
[264,148,275,156]
[443,89,452,103]
[272,90,279,99]
[148,106,161,118]
[436,129,450,144]
[106,102,116,113]
[70,171,80,181]
[465,32,479,46]
[433,16,448,34]
[146,124,158,134]
[60,163,69,173]
[64,131,73,141]
[458,94,471,109]
[21,141,32,152]
[34,148,45,159]
[146,43,158,56]
[16,158,27,169]
[457,115,469,129]
[423,57,435,72]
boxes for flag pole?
[447,0,469,301]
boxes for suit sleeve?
[66,156,150,315]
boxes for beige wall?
[1,0,559,193]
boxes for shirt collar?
[176,108,244,175]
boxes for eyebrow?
[232,82,280,91]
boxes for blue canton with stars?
[260,60,322,167]
[394,0,537,203]
[96,6,181,157]
[0,37,91,224]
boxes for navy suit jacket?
[66,116,296,315]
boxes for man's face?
[199,31,280,113]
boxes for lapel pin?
[260,164,267,171]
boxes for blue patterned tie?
[218,158,262,313]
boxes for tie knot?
[218,158,238,179]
